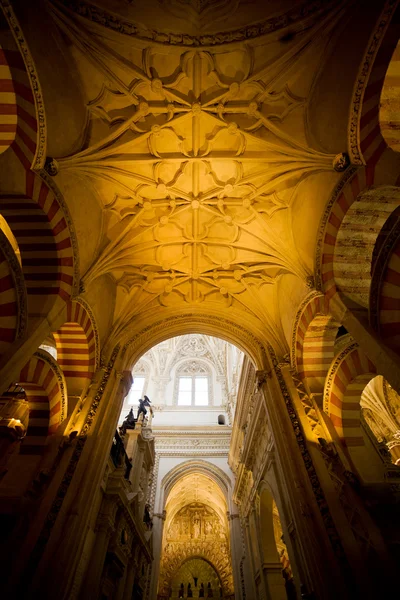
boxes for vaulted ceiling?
[40,0,351,355]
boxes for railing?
[110,430,132,480]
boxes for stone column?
[227,512,248,600]
[28,360,133,600]
[148,510,166,600]
[281,365,394,600]
[80,518,114,599]
[259,363,350,600]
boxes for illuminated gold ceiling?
[165,471,227,526]
[49,1,347,354]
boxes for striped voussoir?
[0,36,37,167]
[380,40,400,152]
[334,188,400,309]
[0,177,74,308]
[356,6,397,170]
[296,295,337,393]
[18,351,64,455]
[0,234,22,360]
[378,236,400,353]
[324,343,376,448]
[321,169,369,301]
[53,300,97,395]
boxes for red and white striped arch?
[292,293,339,393]
[0,6,78,313]
[18,349,67,455]
[376,235,400,353]
[0,32,37,164]
[53,299,99,395]
[0,173,75,313]
[0,229,26,361]
[349,0,399,169]
[323,342,377,448]
[319,2,400,302]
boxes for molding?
[348,0,398,165]
[161,459,231,502]
[122,312,268,372]
[54,0,327,47]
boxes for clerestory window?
[175,361,212,406]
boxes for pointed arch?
[323,342,377,448]
[0,228,26,359]
[0,5,78,313]
[349,0,399,167]
[0,21,38,166]
[18,349,67,455]
[292,293,339,393]
[53,299,99,395]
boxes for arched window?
[128,360,148,405]
[174,361,212,406]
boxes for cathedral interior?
[1,0,400,598]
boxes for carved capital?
[255,369,271,390]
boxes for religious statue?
[187,583,193,597]
[119,408,136,435]
[179,583,184,598]
[207,582,213,597]
[192,517,201,538]
[199,583,205,597]
[137,395,152,422]
[204,520,213,535]
[143,503,153,529]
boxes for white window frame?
[173,361,213,407]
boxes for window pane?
[178,390,192,405]
[179,377,192,391]
[195,377,208,405]
[128,376,145,404]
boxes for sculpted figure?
[119,408,136,435]
[137,395,152,422]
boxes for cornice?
[53,0,327,48]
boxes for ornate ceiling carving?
[50,1,346,354]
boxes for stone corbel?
[255,370,271,390]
